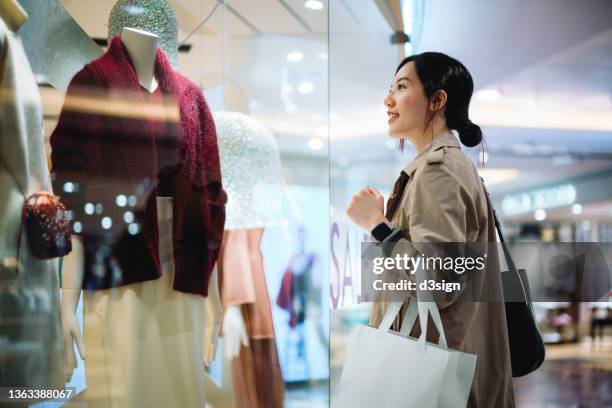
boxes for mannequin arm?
[60,236,87,383]
[203,264,222,366]
[222,305,249,360]
[0,0,29,32]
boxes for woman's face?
[384,61,430,138]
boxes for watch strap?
[371,222,393,242]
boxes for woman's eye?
[398,84,406,90]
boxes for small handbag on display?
[0,155,72,264]
[482,180,546,377]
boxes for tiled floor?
[285,381,329,408]
[514,339,612,407]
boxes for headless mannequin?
[120,27,158,93]
[0,0,28,32]
[60,27,161,382]
[60,27,219,385]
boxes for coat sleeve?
[50,68,104,230]
[378,160,480,310]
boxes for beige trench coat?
[369,131,515,408]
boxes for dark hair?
[396,52,482,147]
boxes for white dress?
[81,197,221,407]
[0,16,63,388]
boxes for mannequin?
[277,226,324,378]
[0,0,27,32]
[58,27,223,407]
[1,1,64,390]
[214,112,284,407]
[121,27,159,92]
[60,26,163,382]
[108,0,179,67]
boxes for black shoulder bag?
[483,181,545,377]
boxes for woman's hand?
[347,187,387,231]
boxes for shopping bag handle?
[399,299,448,348]
[377,299,447,349]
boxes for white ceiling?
[49,0,612,195]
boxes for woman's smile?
[387,110,399,124]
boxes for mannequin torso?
[121,27,159,93]
[58,27,222,406]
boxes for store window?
[1,1,329,406]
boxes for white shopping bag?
[336,299,476,408]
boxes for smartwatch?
[371,221,394,242]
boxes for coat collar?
[101,36,178,97]
[402,130,460,177]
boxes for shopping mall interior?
[2,0,611,407]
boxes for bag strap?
[479,178,517,272]
[480,178,530,303]
[399,298,448,348]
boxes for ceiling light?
[571,203,583,215]
[298,81,314,94]
[101,217,113,230]
[304,0,324,11]
[123,211,135,223]
[128,223,140,235]
[534,209,546,221]
[316,126,328,138]
[287,51,304,62]
[63,182,75,193]
[116,194,127,207]
[336,156,349,167]
[475,88,501,102]
[84,203,94,215]
[477,168,519,186]
[552,155,574,166]
[308,137,324,150]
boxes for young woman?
[346,52,515,407]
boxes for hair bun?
[457,119,482,147]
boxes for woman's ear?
[429,90,448,112]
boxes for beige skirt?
[82,197,207,408]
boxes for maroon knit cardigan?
[50,36,226,296]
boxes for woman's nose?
[384,93,394,108]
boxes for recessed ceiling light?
[101,217,113,230]
[287,51,304,62]
[316,126,328,138]
[475,88,501,102]
[571,203,583,215]
[337,156,349,167]
[308,137,324,150]
[304,0,324,11]
[477,168,519,186]
[534,209,546,221]
[552,155,573,166]
[298,81,314,94]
